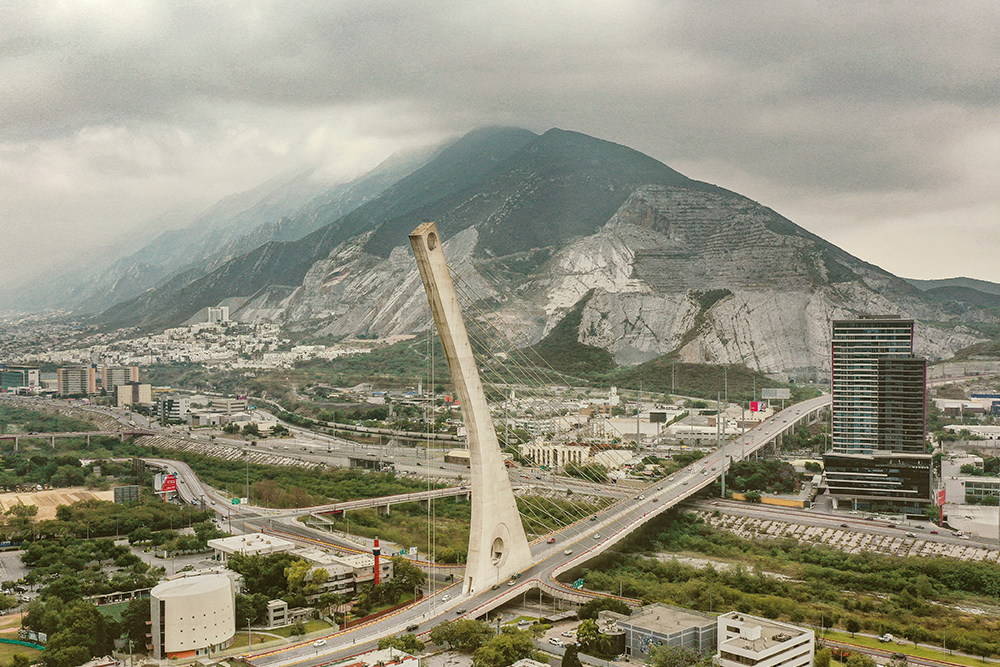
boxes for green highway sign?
[232,498,240,505]
[573,578,585,589]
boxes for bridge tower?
[409,222,533,595]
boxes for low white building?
[150,573,235,660]
[717,612,813,667]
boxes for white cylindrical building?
[150,573,236,660]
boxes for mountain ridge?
[88,126,999,377]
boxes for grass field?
[821,629,994,667]
[271,620,332,638]
[0,640,43,667]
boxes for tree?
[577,619,619,659]
[379,634,426,653]
[121,597,151,645]
[6,504,38,519]
[563,642,584,667]
[744,490,762,503]
[846,617,861,638]
[814,648,832,667]
[429,619,495,652]
[578,596,631,620]
[845,654,876,667]
[472,627,541,667]
[648,645,710,667]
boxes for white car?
[564,549,573,555]
[549,638,563,646]
[314,639,326,647]
[441,594,451,601]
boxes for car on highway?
[590,515,597,521]
[839,523,849,528]
[637,495,645,500]
[930,530,938,534]
[508,579,517,586]
[905,532,916,538]
[593,533,601,539]
[406,624,419,632]
[441,595,451,601]
[314,639,326,647]
[547,537,556,543]
[564,549,573,555]
[455,608,466,615]
[959,534,970,540]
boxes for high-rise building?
[57,366,96,396]
[831,317,923,454]
[101,365,139,391]
[825,316,930,513]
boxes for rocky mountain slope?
[95,127,997,378]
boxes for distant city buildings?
[823,316,931,513]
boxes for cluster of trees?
[565,462,609,483]
[0,403,96,435]
[574,509,1000,659]
[19,536,158,600]
[724,460,799,494]
[0,453,123,493]
[429,620,543,667]
[23,597,119,667]
[351,557,426,617]
[128,521,225,554]
[0,493,210,543]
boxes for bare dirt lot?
[0,487,114,520]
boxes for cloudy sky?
[3,0,999,291]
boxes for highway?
[241,394,832,667]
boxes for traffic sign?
[232,498,240,505]
[573,578,585,589]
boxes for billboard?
[750,401,762,412]
[761,388,791,400]
[161,474,178,493]
[114,485,140,504]
[938,489,946,506]
[649,411,667,423]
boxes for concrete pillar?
[377,504,390,516]
[410,222,533,595]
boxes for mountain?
[94,127,998,378]
[904,277,1000,296]
[1,146,438,316]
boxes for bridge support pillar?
[51,435,55,450]
[410,222,533,596]
[86,434,91,446]
[377,504,390,516]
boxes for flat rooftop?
[618,603,716,634]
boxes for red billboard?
[161,474,178,493]
[750,401,761,412]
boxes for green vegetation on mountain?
[527,291,616,376]
[607,358,817,403]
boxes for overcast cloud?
[3,0,999,289]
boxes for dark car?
[406,624,420,632]
[590,515,597,521]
